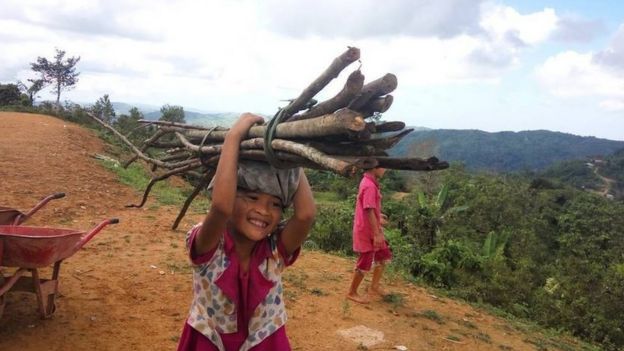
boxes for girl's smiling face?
[230,189,283,242]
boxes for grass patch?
[474,332,492,344]
[98,159,210,209]
[314,191,342,205]
[418,309,445,324]
[310,288,328,296]
[382,292,405,310]
[446,335,462,342]
[283,270,308,290]
[341,300,352,319]
[458,319,478,329]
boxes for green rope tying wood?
[263,108,291,169]
[264,98,317,169]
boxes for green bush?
[308,199,354,254]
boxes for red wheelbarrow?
[0,192,66,226]
[0,218,119,319]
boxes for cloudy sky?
[1,0,623,140]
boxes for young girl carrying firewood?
[177,113,316,351]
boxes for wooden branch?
[304,141,386,156]
[357,95,394,117]
[175,132,348,174]
[347,129,372,141]
[375,156,449,171]
[161,152,193,162]
[199,149,369,177]
[148,141,185,148]
[172,170,214,230]
[87,113,189,169]
[357,129,413,149]
[288,70,365,122]
[349,74,398,110]
[240,138,358,176]
[374,121,405,133]
[333,156,378,169]
[183,109,366,142]
[281,46,360,117]
[138,119,225,131]
[122,129,169,168]
[126,161,202,208]
[236,150,319,169]
[174,132,223,156]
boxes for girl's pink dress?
[177,228,298,351]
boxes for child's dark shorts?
[355,246,393,272]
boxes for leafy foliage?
[541,149,624,200]
[16,79,45,105]
[30,48,80,104]
[159,104,186,123]
[308,165,624,350]
[91,94,116,123]
[0,83,25,106]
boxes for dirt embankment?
[0,112,587,350]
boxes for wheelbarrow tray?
[0,225,85,269]
[0,193,65,226]
[0,207,23,226]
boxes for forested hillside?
[308,167,624,350]
[392,129,624,172]
[541,148,624,199]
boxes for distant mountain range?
[392,129,624,172]
[110,102,624,173]
[111,102,239,127]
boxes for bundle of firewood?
[89,47,448,228]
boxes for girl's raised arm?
[280,171,316,256]
[194,113,264,255]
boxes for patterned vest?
[185,225,288,351]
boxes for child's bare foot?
[346,292,369,304]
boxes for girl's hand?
[373,233,384,249]
[229,113,264,138]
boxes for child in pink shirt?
[177,113,316,351]
[347,167,392,304]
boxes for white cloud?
[0,1,568,114]
[536,25,624,113]
[479,5,558,46]
[258,0,485,39]
[594,24,624,71]
[553,15,605,43]
[537,51,624,97]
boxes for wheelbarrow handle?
[21,192,67,222]
[74,218,120,251]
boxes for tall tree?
[159,104,185,123]
[92,94,116,123]
[30,49,80,104]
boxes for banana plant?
[416,184,468,248]
[481,230,511,261]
